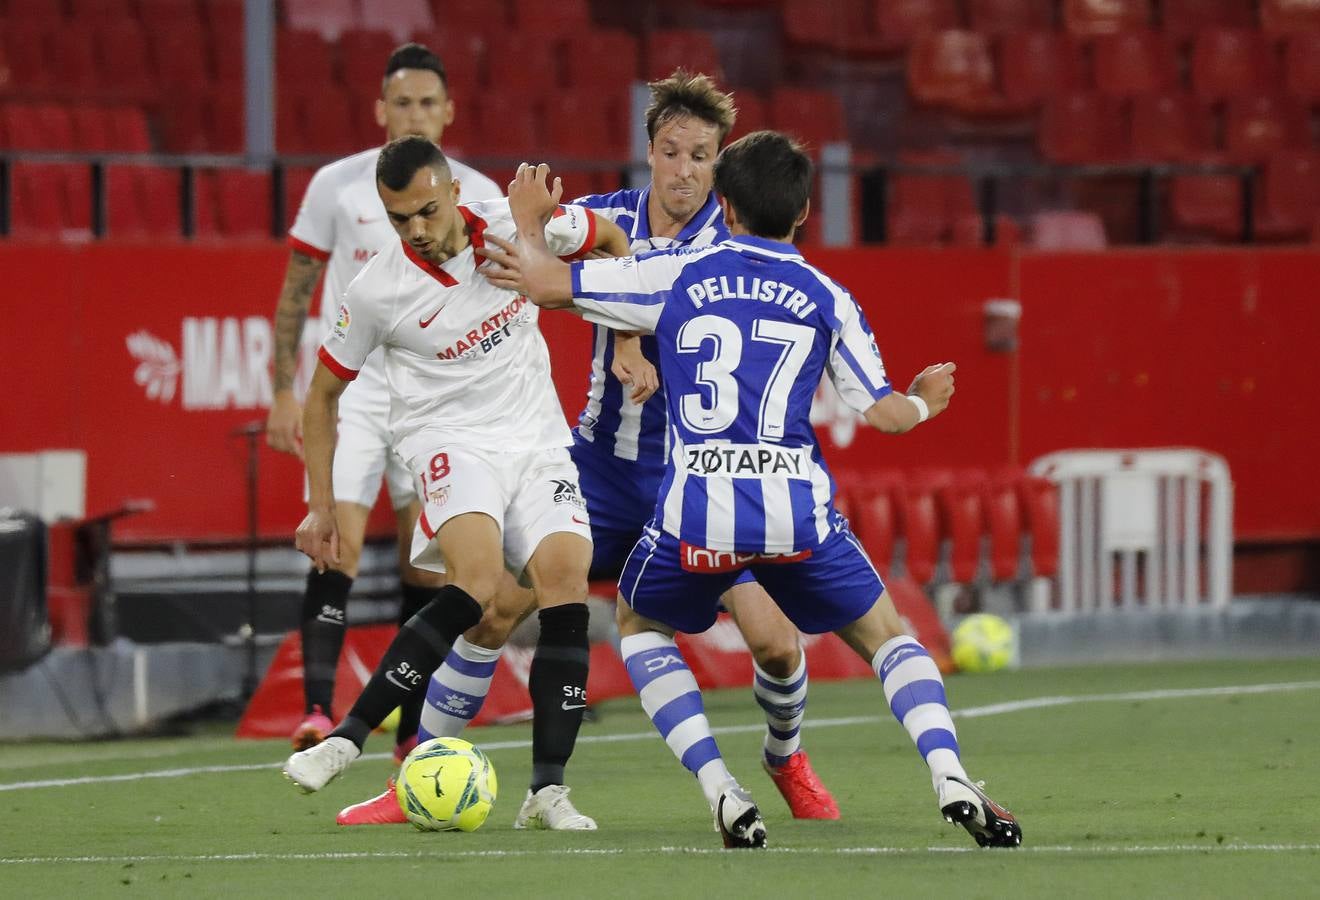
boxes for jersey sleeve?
[826,291,893,414]
[317,265,387,381]
[287,164,339,260]
[544,204,597,261]
[568,248,696,334]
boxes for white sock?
[621,631,734,808]
[418,636,502,742]
[752,649,807,767]
[873,634,968,791]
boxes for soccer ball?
[951,613,1016,673]
[395,737,498,832]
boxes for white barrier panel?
[1028,449,1233,611]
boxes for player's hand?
[507,162,562,230]
[477,233,529,293]
[266,390,304,459]
[295,507,340,573]
[908,362,957,418]
[611,333,660,404]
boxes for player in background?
[479,144,1023,849]
[266,44,501,758]
[284,137,633,832]
[332,70,839,827]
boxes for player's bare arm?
[295,362,350,573]
[611,332,660,403]
[863,362,957,433]
[268,248,328,458]
[478,164,576,306]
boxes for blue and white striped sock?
[621,631,734,808]
[874,634,968,791]
[418,636,502,742]
[753,650,807,768]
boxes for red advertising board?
[1,241,1316,543]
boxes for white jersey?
[288,146,502,413]
[318,198,599,465]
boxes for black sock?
[394,581,437,747]
[299,569,353,717]
[330,584,483,750]
[529,603,591,792]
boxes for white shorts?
[407,445,592,579]
[303,402,414,511]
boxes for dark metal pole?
[271,162,285,238]
[0,158,9,237]
[979,175,998,246]
[1240,171,1255,244]
[1137,169,1157,244]
[91,161,106,238]
[180,165,195,239]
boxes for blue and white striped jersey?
[570,187,727,464]
[570,235,893,554]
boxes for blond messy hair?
[644,69,738,146]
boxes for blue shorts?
[618,513,884,635]
[570,436,756,591]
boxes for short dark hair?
[376,135,450,191]
[383,43,447,92]
[713,131,813,238]
[644,69,737,146]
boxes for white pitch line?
[2,844,1319,866]
[1,680,1318,794]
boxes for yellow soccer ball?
[395,737,498,832]
[951,614,1016,673]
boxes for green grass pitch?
[2,658,1317,898]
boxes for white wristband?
[907,394,930,424]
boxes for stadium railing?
[0,148,1264,246]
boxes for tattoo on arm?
[272,250,327,392]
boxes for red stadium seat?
[410,28,483,100]
[563,29,639,90]
[511,0,592,41]
[339,29,399,90]
[276,29,336,90]
[1,22,57,95]
[1283,34,1320,103]
[467,89,543,160]
[544,91,630,160]
[158,97,211,152]
[484,33,563,96]
[2,102,74,150]
[982,471,1024,583]
[9,163,91,240]
[1169,166,1243,239]
[728,89,767,142]
[897,471,946,585]
[49,29,100,95]
[1016,475,1059,578]
[951,213,1021,247]
[1092,31,1178,98]
[850,473,905,578]
[359,0,435,42]
[151,23,211,88]
[1224,95,1311,163]
[1039,93,1125,163]
[967,0,1053,36]
[106,165,147,238]
[1062,0,1150,36]
[1191,28,1281,102]
[283,166,316,230]
[208,90,245,153]
[1159,0,1255,42]
[139,0,205,28]
[67,0,134,20]
[283,0,358,42]
[874,0,960,53]
[213,168,273,239]
[782,0,887,57]
[295,86,360,156]
[3,0,65,26]
[1260,0,1320,36]
[1128,93,1214,161]
[191,169,221,237]
[767,86,847,154]
[887,151,975,245]
[422,0,509,39]
[644,29,722,83]
[95,20,157,103]
[906,31,998,113]
[936,471,987,584]
[999,31,1083,111]
[139,165,183,237]
[212,21,245,85]
[1259,150,1320,240]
